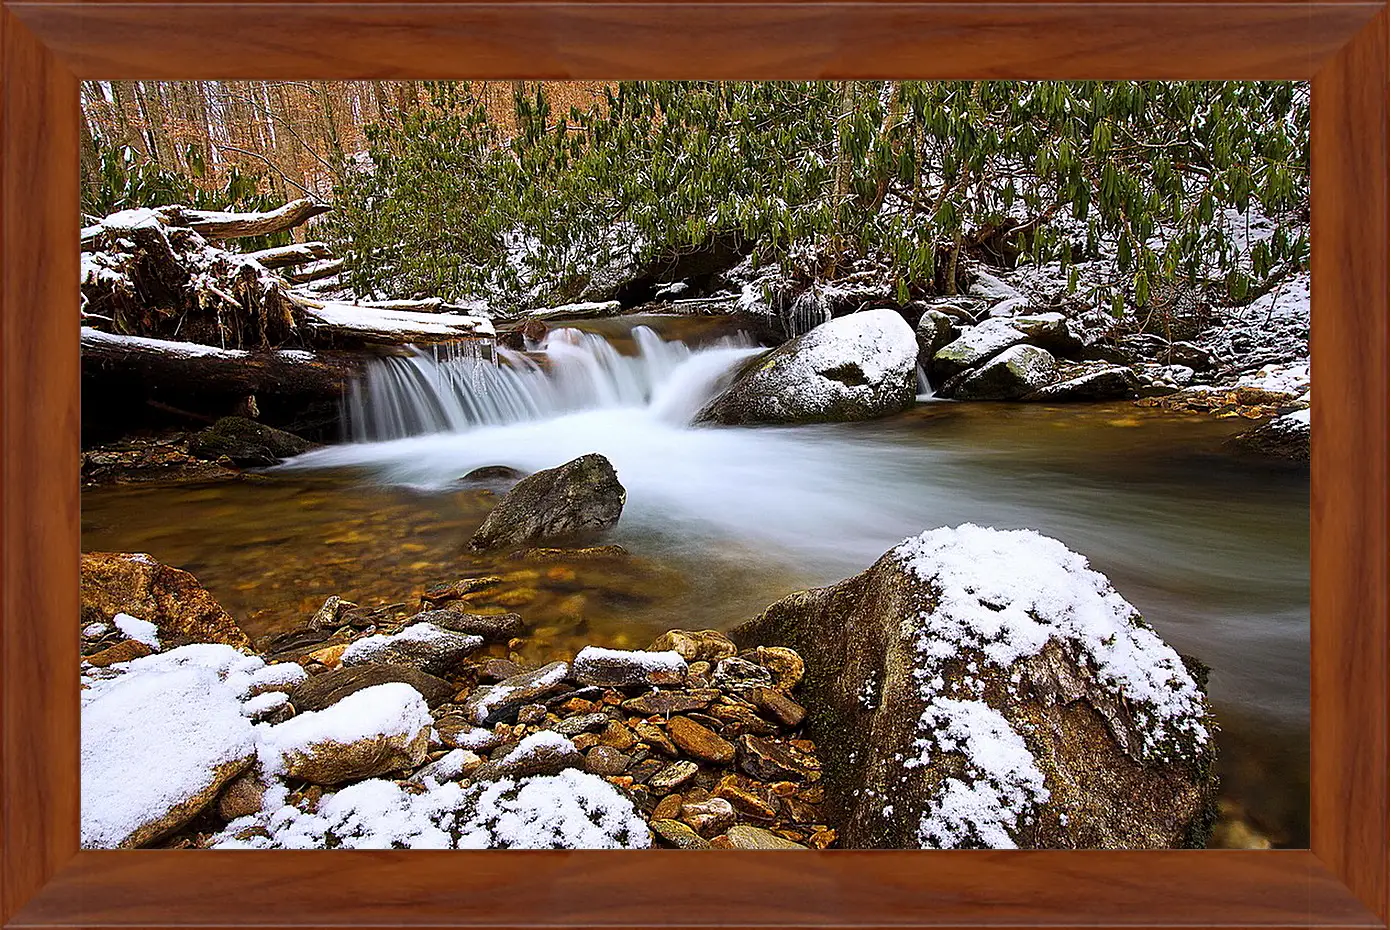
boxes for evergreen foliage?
[322,81,1308,312]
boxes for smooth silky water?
[82,315,1309,847]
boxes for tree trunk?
[245,241,335,268]
[161,198,331,240]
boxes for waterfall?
[343,326,757,442]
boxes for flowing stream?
[82,315,1309,847]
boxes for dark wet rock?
[651,818,712,849]
[476,657,527,682]
[696,309,917,426]
[413,608,526,643]
[708,699,779,736]
[470,453,626,550]
[307,595,357,632]
[462,661,570,725]
[622,689,720,716]
[460,465,528,486]
[289,664,455,711]
[420,576,503,606]
[740,646,805,691]
[736,734,821,782]
[583,745,631,776]
[712,656,774,694]
[1009,312,1084,357]
[516,703,548,725]
[550,712,611,737]
[81,552,251,649]
[943,344,1058,400]
[749,686,807,729]
[647,760,700,792]
[1025,363,1141,401]
[1225,410,1310,462]
[680,797,737,836]
[647,629,738,662]
[915,309,959,369]
[187,416,313,466]
[733,526,1218,849]
[84,638,154,668]
[667,716,735,764]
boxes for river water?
[81,315,1308,847]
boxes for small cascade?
[343,326,756,442]
[915,364,936,400]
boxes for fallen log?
[292,296,495,346]
[286,258,345,284]
[160,198,332,240]
[245,241,335,269]
[82,327,362,398]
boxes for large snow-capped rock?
[930,319,1031,382]
[81,644,265,848]
[734,524,1217,849]
[262,682,432,784]
[696,309,917,426]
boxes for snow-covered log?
[286,258,345,284]
[294,298,495,346]
[81,328,363,400]
[245,242,335,269]
[160,198,332,240]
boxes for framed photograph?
[2,1,1386,927]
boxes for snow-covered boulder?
[695,309,917,426]
[1025,363,1141,402]
[81,552,250,649]
[81,644,263,848]
[930,319,1030,382]
[572,645,687,687]
[340,622,483,675]
[470,453,626,550]
[263,682,432,785]
[1009,312,1084,356]
[943,345,1059,400]
[213,768,650,849]
[1226,408,1310,462]
[734,524,1217,849]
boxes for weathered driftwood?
[286,258,345,284]
[160,198,333,240]
[245,241,335,269]
[359,297,445,313]
[81,327,363,399]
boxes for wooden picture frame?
[2,2,1386,927]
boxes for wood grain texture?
[0,6,80,926]
[6,849,1385,928]
[0,1,1388,928]
[1310,8,1390,925]
[2,2,1381,80]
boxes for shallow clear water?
[81,315,1308,847]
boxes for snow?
[259,683,432,765]
[83,622,110,639]
[241,691,289,718]
[499,731,577,768]
[1236,359,1310,396]
[451,726,500,750]
[302,302,495,338]
[894,524,1210,762]
[933,319,1028,370]
[340,622,482,668]
[82,661,256,847]
[573,645,687,682]
[968,269,1023,304]
[910,697,1049,849]
[213,769,649,850]
[244,662,308,696]
[113,612,159,649]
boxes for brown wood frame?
[1,3,1386,927]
